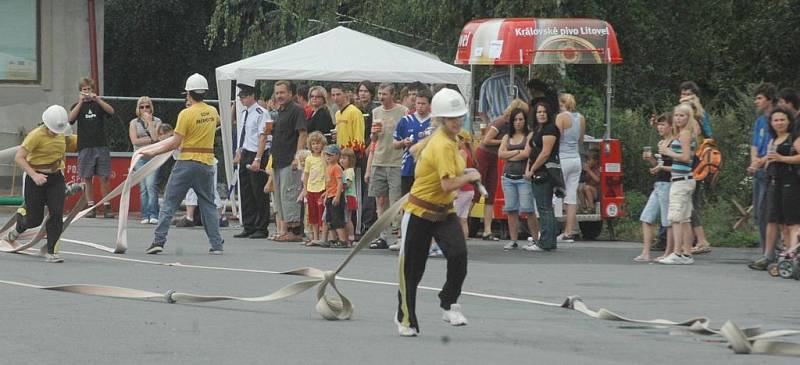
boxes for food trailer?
[455,18,624,240]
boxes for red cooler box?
[63,152,141,213]
[599,139,624,218]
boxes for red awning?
[454,18,622,65]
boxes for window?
[0,0,39,83]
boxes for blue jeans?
[753,168,768,252]
[532,178,556,250]
[154,160,223,250]
[134,158,160,220]
[501,176,535,213]
[640,181,670,227]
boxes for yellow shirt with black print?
[175,102,219,165]
[403,129,465,218]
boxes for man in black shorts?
[68,77,116,218]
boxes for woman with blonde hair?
[556,93,585,242]
[679,94,714,254]
[128,96,162,224]
[657,103,698,264]
[307,86,335,140]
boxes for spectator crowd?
[12,72,800,276]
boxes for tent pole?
[469,65,475,132]
[508,65,516,100]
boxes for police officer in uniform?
[233,81,271,239]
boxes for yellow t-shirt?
[403,129,465,218]
[334,104,365,149]
[21,126,66,169]
[175,102,219,165]
[303,153,326,193]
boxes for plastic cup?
[372,119,383,134]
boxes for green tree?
[105,0,242,98]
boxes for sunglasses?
[139,105,152,109]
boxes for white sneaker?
[658,252,683,265]
[523,243,546,252]
[442,304,468,326]
[389,243,400,251]
[681,255,695,265]
[45,253,64,263]
[503,241,518,250]
[140,218,149,224]
[394,313,418,337]
[557,234,575,243]
[148,217,159,224]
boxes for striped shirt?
[669,138,695,178]
[478,70,530,121]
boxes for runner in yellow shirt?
[140,73,224,255]
[5,105,74,263]
[395,89,481,336]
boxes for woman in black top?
[637,113,674,262]
[760,108,800,268]
[498,108,539,250]
[307,86,335,143]
[524,101,560,251]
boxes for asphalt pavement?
[0,214,798,364]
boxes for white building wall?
[0,0,104,179]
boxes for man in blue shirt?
[393,88,433,196]
[747,82,777,271]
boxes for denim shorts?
[640,181,670,227]
[501,176,535,213]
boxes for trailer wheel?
[778,260,795,279]
[579,221,602,240]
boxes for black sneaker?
[249,231,268,239]
[145,243,164,254]
[208,248,223,255]
[369,238,388,249]
[175,217,195,227]
[86,205,96,218]
[103,204,115,219]
[233,230,255,238]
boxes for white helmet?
[430,88,468,118]
[41,105,69,134]
[184,73,209,93]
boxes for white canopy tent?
[214,26,472,209]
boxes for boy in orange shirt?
[322,145,348,248]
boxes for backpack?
[693,138,722,187]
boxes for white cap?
[41,105,70,134]
[184,73,209,93]
[430,88,468,118]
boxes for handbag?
[530,142,567,198]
